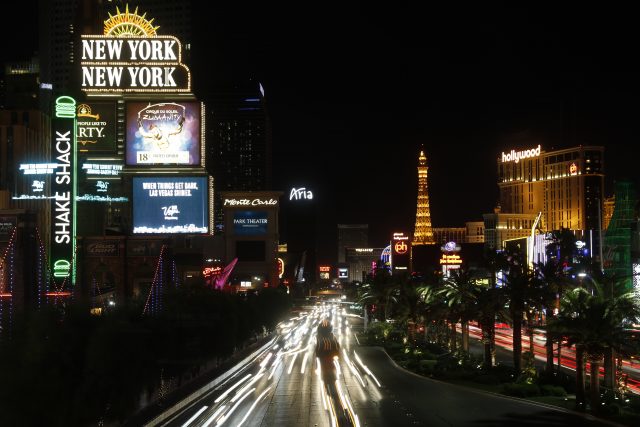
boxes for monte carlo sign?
[80,6,190,93]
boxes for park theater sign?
[80,5,190,93]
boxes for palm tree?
[479,249,509,369]
[358,267,399,322]
[535,259,571,374]
[418,281,450,347]
[548,281,640,412]
[441,269,479,353]
[502,252,540,373]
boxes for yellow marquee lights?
[440,254,462,265]
[104,4,160,37]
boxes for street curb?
[370,345,626,427]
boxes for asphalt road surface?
[162,304,615,427]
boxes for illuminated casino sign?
[394,241,408,254]
[392,232,410,272]
[126,101,202,166]
[569,162,578,176]
[233,211,268,235]
[223,198,278,207]
[441,241,462,253]
[501,144,541,163]
[80,6,190,93]
[440,254,462,265]
[132,176,208,234]
[277,258,285,279]
[319,266,331,280]
[51,96,77,287]
[289,187,313,201]
[76,102,116,152]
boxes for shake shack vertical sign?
[80,36,190,92]
[51,96,76,285]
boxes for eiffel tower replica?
[412,149,435,245]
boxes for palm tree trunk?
[545,333,554,374]
[512,310,522,373]
[482,319,494,370]
[461,321,469,352]
[575,346,586,411]
[528,327,535,355]
[603,348,615,391]
[557,339,562,371]
[450,321,457,352]
[589,357,601,413]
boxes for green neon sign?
[51,96,77,288]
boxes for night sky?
[4,2,638,260]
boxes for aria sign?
[51,96,77,287]
[80,7,190,93]
[289,187,313,201]
[501,145,541,164]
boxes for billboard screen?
[77,102,116,152]
[126,102,201,166]
[132,176,208,234]
[233,211,268,235]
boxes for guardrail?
[144,336,276,426]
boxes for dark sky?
[192,4,637,250]
[3,2,638,260]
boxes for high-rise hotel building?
[497,144,604,234]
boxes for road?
[161,304,615,427]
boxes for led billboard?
[233,211,268,235]
[132,176,208,234]
[77,102,116,152]
[126,102,201,166]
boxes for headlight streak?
[319,380,328,411]
[287,352,298,375]
[214,374,252,403]
[180,405,207,427]
[235,386,271,427]
[354,351,381,387]
[268,359,280,380]
[259,352,273,368]
[342,349,366,387]
[201,404,226,427]
[231,373,264,403]
[216,387,255,426]
[333,357,341,379]
[300,352,310,374]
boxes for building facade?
[206,83,271,232]
[483,208,538,250]
[337,224,368,263]
[344,247,384,282]
[221,191,281,289]
[498,144,604,233]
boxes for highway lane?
[161,304,615,427]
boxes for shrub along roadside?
[361,323,640,425]
[0,285,291,426]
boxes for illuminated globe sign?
[80,6,190,93]
[441,241,461,253]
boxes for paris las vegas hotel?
[484,143,605,252]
